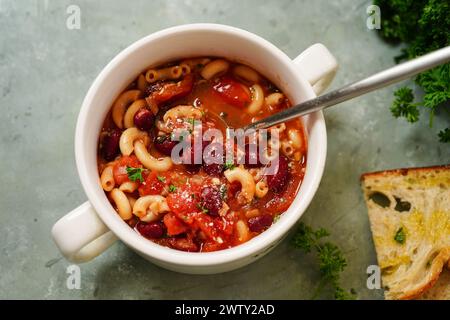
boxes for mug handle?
[51,202,118,263]
[293,43,338,95]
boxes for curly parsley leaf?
[291,223,355,300]
[126,166,145,183]
[375,0,450,142]
[391,87,420,123]
[438,128,450,143]
[223,161,236,170]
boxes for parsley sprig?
[223,161,235,170]
[291,223,355,300]
[126,166,145,183]
[375,0,450,143]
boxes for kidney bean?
[136,221,164,239]
[154,135,177,156]
[248,214,273,233]
[101,129,121,161]
[133,108,154,131]
[266,155,289,192]
[200,186,223,216]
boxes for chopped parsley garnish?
[291,223,355,300]
[224,161,235,170]
[155,135,168,144]
[168,185,177,193]
[219,185,228,200]
[157,175,166,183]
[196,203,209,213]
[185,118,199,126]
[126,166,145,183]
[394,227,406,245]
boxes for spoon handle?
[245,46,450,131]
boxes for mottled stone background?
[0,0,448,299]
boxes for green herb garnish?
[374,0,450,143]
[157,175,166,183]
[156,135,168,144]
[219,185,228,200]
[126,166,145,183]
[224,161,235,170]
[168,185,177,193]
[185,118,199,126]
[196,203,209,213]
[394,227,406,245]
[291,223,355,300]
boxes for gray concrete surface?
[1,0,449,299]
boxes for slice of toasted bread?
[418,268,450,300]
[361,165,450,300]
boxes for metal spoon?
[244,46,450,131]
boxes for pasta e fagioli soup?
[97,57,307,252]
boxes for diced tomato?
[138,172,171,196]
[163,213,189,236]
[212,77,251,108]
[112,155,142,185]
[146,74,194,105]
[191,212,221,240]
[166,184,201,216]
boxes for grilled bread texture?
[361,165,450,299]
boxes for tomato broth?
[98,57,307,252]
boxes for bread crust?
[402,248,450,300]
[361,164,450,181]
[361,164,450,300]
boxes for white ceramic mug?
[52,24,337,274]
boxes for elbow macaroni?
[100,166,115,192]
[232,65,259,84]
[134,140,173,172]
[201,59,229,80]
[137,74,147,92]
[133,195,170,222]
[255,180,269,198]
[247,84,264,114]
[236,220,250,242]
[119,128,150,156]
[288,129,303,149]
[110,188,132,220]
[224,167,255,204]
[181,58,211,70]
[281,141,294,157]
[265,93,284,107]
[112,90,142,129]
[145,66,182,83]
[119,181,139,193]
